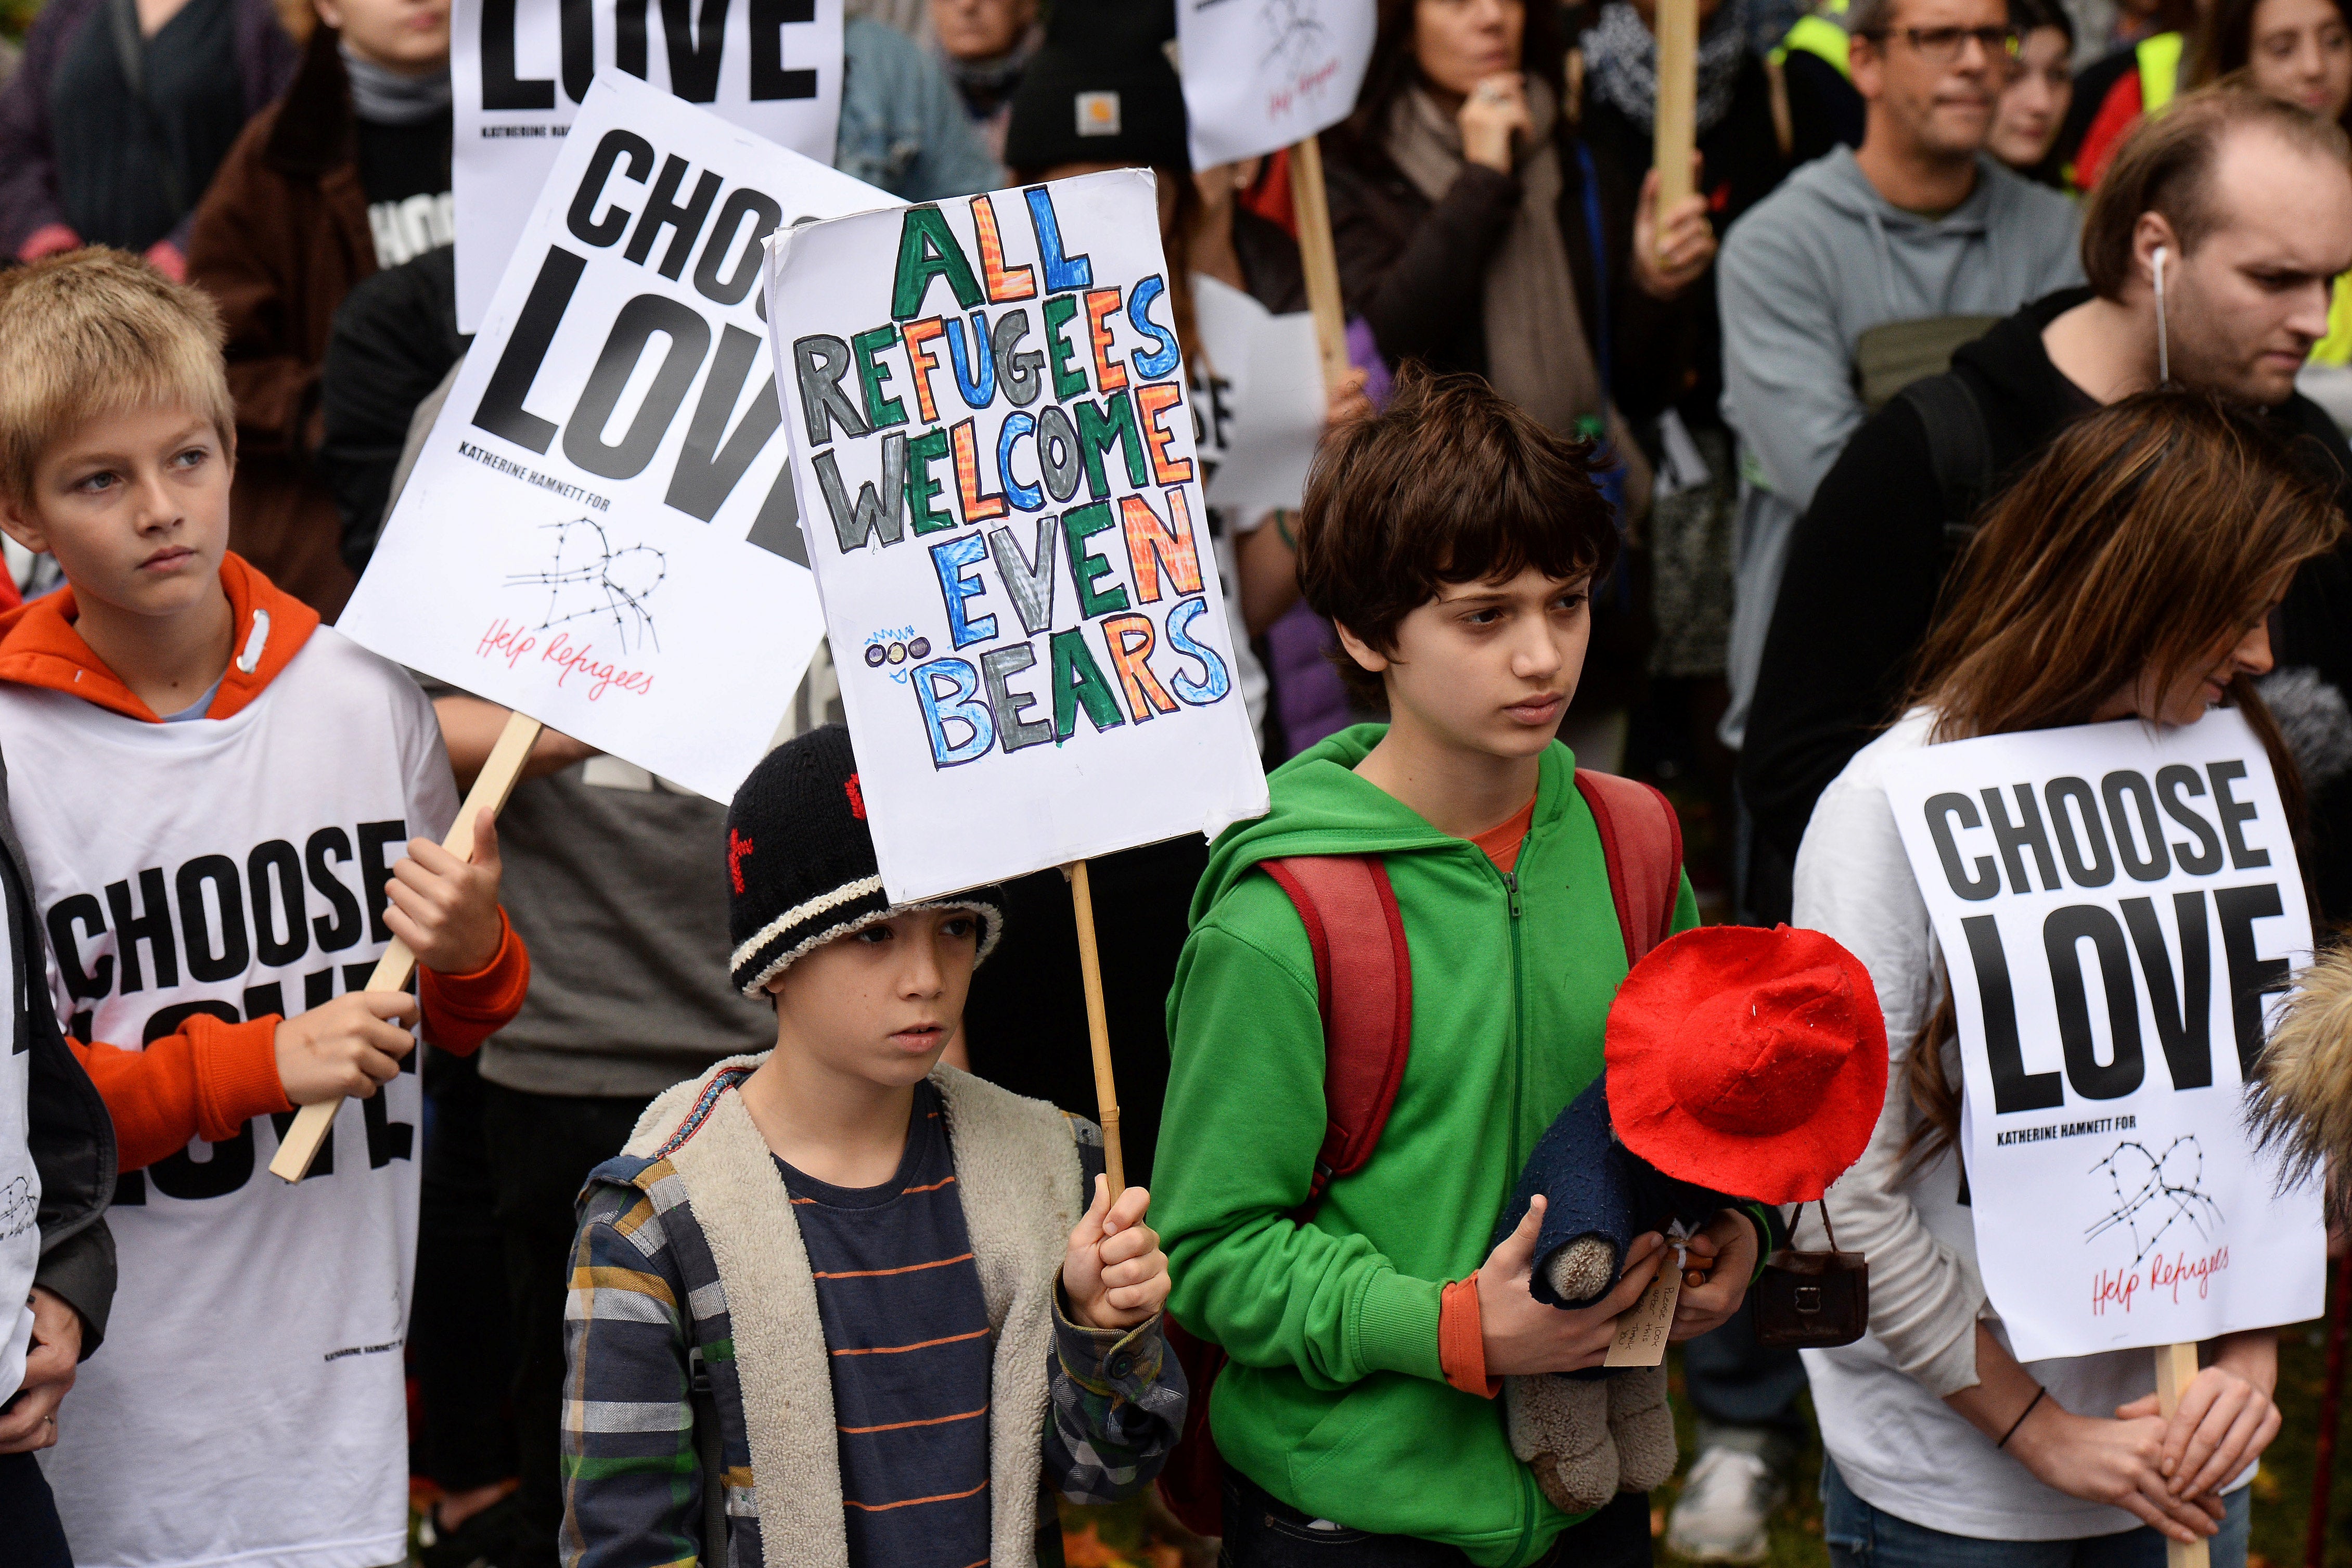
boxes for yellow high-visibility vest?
[1771,0,1854,76]
[2138,30,2183,113]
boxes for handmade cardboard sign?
[342,73,888,804]
[1884,710,2324,1362]
[1176,0,1377,170]
[763,169,1270,901]
[1191,274,1322,513]
[451,0,844,329]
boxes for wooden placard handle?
[1288,134,1351,396]
[1068,859,1126,1197]
[2156,1342,2212,1568]
[1652,0,1700,249]
[269,710,546,1183]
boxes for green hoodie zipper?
[1500,863,1539,1568]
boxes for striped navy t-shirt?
[776,1078,995,1566]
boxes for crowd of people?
[3,0,2352,1565]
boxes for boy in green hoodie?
[1156,369,1770,1568]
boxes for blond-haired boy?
[0,247,532,1568]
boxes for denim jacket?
[835,16,1003,201]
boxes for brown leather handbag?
[1754,1201,1869,1349]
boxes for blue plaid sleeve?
[561,1183,703,1568]
[1044,1117,1186,1502]
[1043,1297,1188,1504]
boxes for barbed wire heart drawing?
[505,517,667,656]
[1261,0,1330,73]
[2084,1135,2224,1267]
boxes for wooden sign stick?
[269,709,546,1182]
[2156,1342,2213,1568]
[1652,0,1699,261]
[1068,859,1127,1197]
[1287,134,1351,396]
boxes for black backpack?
[1895,371,1998,560]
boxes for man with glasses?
[1683,0,2080,1558]
[1715,0,2079,781]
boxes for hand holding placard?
[271,712,544,1180]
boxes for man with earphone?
[1743,84,2352,918]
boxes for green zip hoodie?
[1156,724,1698,1567]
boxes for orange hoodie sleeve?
[71,1014,292,1174]
[417,908,530,1058]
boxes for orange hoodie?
[0,554,531,1171]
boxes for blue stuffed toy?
[1489,1078,1739,1512]
[1493,924,1889,1515]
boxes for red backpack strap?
[1573,769,1685,966]
[1259,855,1413,1214]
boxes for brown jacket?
[186,24,381,619]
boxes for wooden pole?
[1068,859,1126,1197]
[1652,0,1699,261]
[269,709,546,1182]
[1287,135,1350,396]
[2156,1342,2213,1568]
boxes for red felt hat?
[1604,924,1888,1204]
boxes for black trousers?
[483,1083,653,1568]
[412,1051,518,1493]
[1218,1468,1653,1568]
[0,1449,72,1568]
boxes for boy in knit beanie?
[561,723,1185,1568]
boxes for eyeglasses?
[1857,24,2023,66]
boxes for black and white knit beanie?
[725,724,1006,997]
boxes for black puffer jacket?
[4,752,115,1355]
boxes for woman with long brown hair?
[1791,393,2335,1568]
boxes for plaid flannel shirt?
[560,1126,1181,1568]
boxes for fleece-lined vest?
[624,1056,1088,1568]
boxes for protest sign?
[342,71,895,804]
[1192,275,1322,512]
[763,169,1271,908]
[288,76,883,1181]
[765,171,1273,1189]
[451,0,844,329]
[1175,0,1376,170]
[1175,0,1371,391]
[1884,710,2324,1363]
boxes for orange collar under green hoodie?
[1155,724,1697,1568]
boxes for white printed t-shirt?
[4,622,457,1568]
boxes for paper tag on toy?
[1603,1268,1680,1367]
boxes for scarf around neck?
[941,22,1044,118]
[342,44,452,126]
[1384,76,1603,440]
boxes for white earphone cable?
[2154,245,2170,386]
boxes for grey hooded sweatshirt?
[1715,148,2080,748]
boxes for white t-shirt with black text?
[6,628,457,1568]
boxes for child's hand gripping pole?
[269,711,545,1183]
[1067,859,1125,1196]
